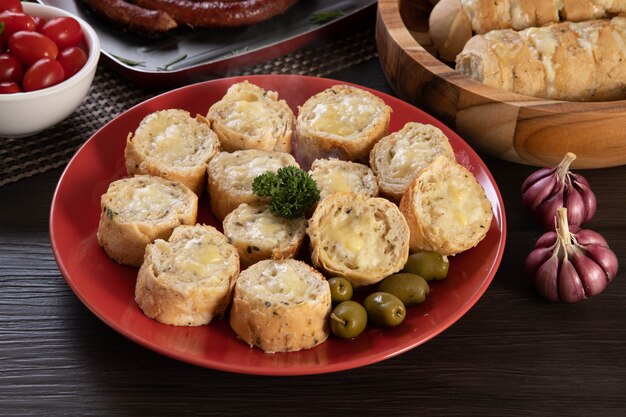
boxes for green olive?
[363,292,406,327]
[330,301,368,339]
[403,251,449,281]
[328,277,353,304]
[377,273,430,306]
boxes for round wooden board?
[376,0,626,168]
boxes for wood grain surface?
[1,59,625,416]
[377,0,626,169]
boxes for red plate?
[49,75,506,375]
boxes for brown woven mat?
[0,22,377,187]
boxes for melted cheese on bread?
[309,158,378,200]
[135,225,239,326]
[222,203,306,266]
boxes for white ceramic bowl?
[0,2,100,138]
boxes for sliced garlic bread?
[295,84,391,168]
[307,193,409,287]
[229,259,331,353]
[207,149,300,220]
[369,122,455,201]
[125,109,220,196]
[399,156,493,255]
[308,158,379,201]
[97,175,198,267]
[135,224,240,326]
[206,81,295,153]
[222,203,306,267]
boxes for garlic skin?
[526,208,618,303]
[521,152,597,230]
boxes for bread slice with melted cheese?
[125,109,221,196]
[307,193,409,288]
[369,122,455,201]
[135,224,240,326]
[308,158,379,201]
[97,175,198,267]
[229,259,331,353]
[399,156,493,255]
[206,81,295,153]
[295,84,391,168]
[222,203,307,266]
[207,149,300,220]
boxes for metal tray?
[39,0,376,88]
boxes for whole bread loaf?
[430,0,626,62]
[456,17,626,101]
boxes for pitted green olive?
[363,292,406,327]
[403,251,449,281]
[377,273,430,306]
[328,277,353,304]
[330,301,367,339]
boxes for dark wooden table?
[1,58,625,416]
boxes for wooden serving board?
[376,0,626,168]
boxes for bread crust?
[206,81,295,153]
[369,122,455,201]
[295,84,391,168]
[222,203,306,266]
[135,224,240,326]
[399,156,493,255]
[97,175,198,266]
[124,109,220,196]
[229,259,331,353]
[308,157,379,201]
[206,149,300,220]
[307,193,409,287]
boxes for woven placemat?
[0,22,377,187]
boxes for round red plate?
[49,75,506,375]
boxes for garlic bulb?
[521,152,596,230]
[525,208,618,303]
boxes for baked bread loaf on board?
[135,224,240,326]
[206,81,295,153]
[229,259,331,353]
[369,122,455,201]
[309,158,379,201]
[456,17,626,101]
[97,175,198,267]
[307,193,409,287]
[295,85,391,168]
[222,203,307,266]
[430,0,626,62]
[399,156,493,255]
[207,149,300,220]
[125,109,220,196]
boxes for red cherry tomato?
[0,80,20,93]
[9,31,58,66]
[0,11,36,48]
[0,0,23,13]
[41,17,83,50]
[57,46,87,79]
[22,58,65,92]
[0,52,22,82]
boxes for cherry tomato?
[0,80,20,93]
[9,31,58,66]
[22,58,65,92]
[0,11,36,48]
[57,46,87,79]
[41,17,82,50]
[0,0,23,13]
[0,52,22,82]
